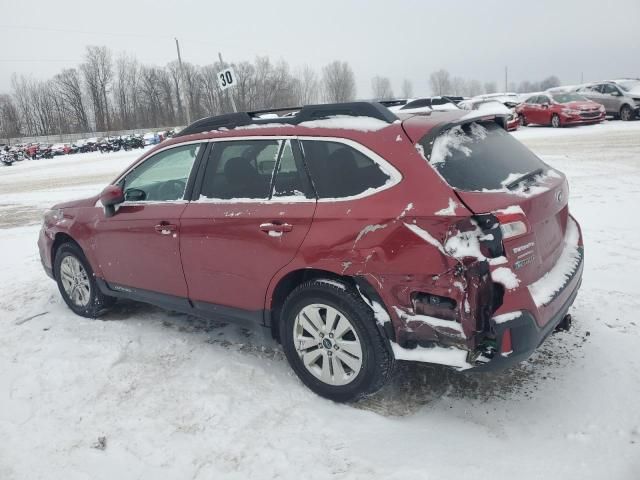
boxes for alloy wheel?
[59,255,91,307]
[293,303,363,386]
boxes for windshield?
[419,122,548,191]
[551,93,587,103]
[617,80,640,92]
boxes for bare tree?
[371,76,394,100]
[450,76,466,96]
[54,68,89,132]
[322,61,356,103]
[81,46,113,131]
[429,69,451,96]
[0,94,21,137]
[293,65,319,105]
[483,81,498,94]
[467,79,484,97]
[540,75,560,90]
[401,79,413,98]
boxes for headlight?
[43,208,64,224]
[562,109,580,115]
[599,105,606,112]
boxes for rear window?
[419,122,547,191]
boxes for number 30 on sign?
[217,68,236,90]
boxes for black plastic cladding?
[175,102,399,137]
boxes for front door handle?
[260,222,293,233]
[155,222,177,235]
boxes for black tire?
[620,104,633,121]
[279,279,394,402]
[519,114,528,126]
[54,242,115,318]
[551,113,561,128]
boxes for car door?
[179,138,316,316]
[537,94,553,124]
[91,142,203,301]
[585,84,609,112]
[600,83,623,113]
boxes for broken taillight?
[500,328,513,355]
[496,212,529,240]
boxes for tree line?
[0,45,562,139]
[0,46,360,138]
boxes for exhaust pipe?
[555,314,572,333]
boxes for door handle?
[155,222,177,235]
[260,222,293,233]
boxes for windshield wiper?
[506,168,544,190]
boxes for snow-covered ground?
[1,122,639,479]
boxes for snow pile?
[435,198,459,216]
[430,122,487,165]
[491,267,521,290]
[528,217,582,306]
[298,115,391,132]
[493,311,523,324]
[391,343,471,370]
[393,307,465,338]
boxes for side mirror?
[100,185,124,217]
[542,103,549,108]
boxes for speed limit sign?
[217,68,236,90]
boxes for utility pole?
[175,38,191,125]
[581,71,584,84]
[505,66,508,92]
[218,52,238,112]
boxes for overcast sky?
[1,0,639,96]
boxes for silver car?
[576,80,640,121]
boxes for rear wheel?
[280,279,394,402]
[551,113,561,128]
[620,104,633,121]
[54,242,115,318]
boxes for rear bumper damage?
[387,216,584,372]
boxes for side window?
[300,140,391,199]
[272,140,314,199]
[200,140,279,200]
[602,84,619,95]
[539,95,550,105]
[121,143,200,202]
[526,96,538,104]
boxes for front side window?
[121,143,201,201]
[300,140,391,199]
[601,84,620,95]
[525,96,538,104]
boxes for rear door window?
[300,140,392,199]
[418,122,548,191]
[199,140,279,200]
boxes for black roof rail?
[175,101,398,137]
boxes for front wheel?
[280,280,394,402]
[54,242,115,318]
[620,105,634,121]
[551,113,561,128]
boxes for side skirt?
[96,278,265,325]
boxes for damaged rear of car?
[385,112,584,371]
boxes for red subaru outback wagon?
[38,102,584,402]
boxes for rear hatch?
[413,120,569,287]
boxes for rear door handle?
[260,222,293,233]
[155,222,177,235]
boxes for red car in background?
[517,92,605,128]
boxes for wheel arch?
[266,268,392,343]
[51,232,81,279]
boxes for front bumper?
[561,111,605,124]
[38,226,55,279]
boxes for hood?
[54,194,100,210]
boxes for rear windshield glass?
[419,122,547,191]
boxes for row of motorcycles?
[0,134,148,166]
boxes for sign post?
[217,52,238,112]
